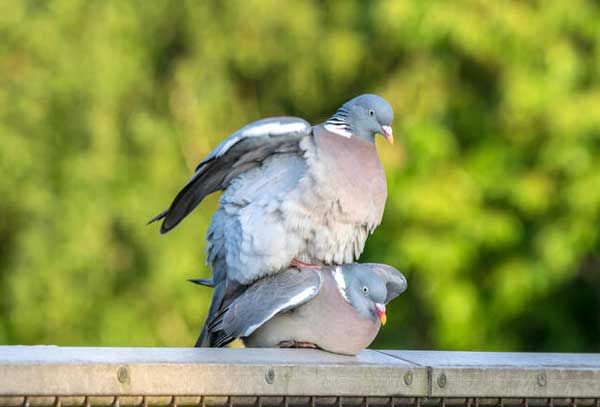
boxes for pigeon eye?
[368,109,375,117]
[362,286,369,294]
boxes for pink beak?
[381,125,394,144]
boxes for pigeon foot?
[277,340,319,349]
[290,258,321,269]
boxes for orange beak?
[375,303,387,326]
[381,125,394,144]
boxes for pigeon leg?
[290,258,321,269]
[277,340,318,349]
[277,340,297,348]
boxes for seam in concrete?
[374,351,424,367]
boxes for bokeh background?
[2,0,600,351]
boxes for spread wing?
[207,268,322,347]
[149,117,312,233]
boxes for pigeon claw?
[290,258,321,269]
[278,340,318,349]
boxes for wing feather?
[149,117,312,233]
[209,268,322,341]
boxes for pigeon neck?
[324,107,353,138]
[331,266,351,303]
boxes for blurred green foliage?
[1,0,600,351]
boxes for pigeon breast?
[290,126,387,265]
[207,127,387,285]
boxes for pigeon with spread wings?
[150,94,394,346]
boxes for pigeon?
[191,263,407,356]
[150,94,394,346]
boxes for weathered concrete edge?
[379,350,600,398]
[2,347,600,398]
[0,347,427,397]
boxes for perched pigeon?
[191,263,407,356]
[150,94,394,346]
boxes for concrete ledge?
[383,351,600,398]
[0,347,424,397]
[0,347,599,402]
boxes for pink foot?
[291,258,321,269]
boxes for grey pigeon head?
[326,94,394,144]
[338,263,407,325]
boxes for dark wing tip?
[147,209,169,225]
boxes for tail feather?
[195,278,246,347]
[188,278,214,287]
[195,280,227,347]
[213,334,235,348]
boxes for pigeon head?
[336,263,407,326]
[326,94,394,144]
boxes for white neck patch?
[324,123,352,138]
[332,266,350,302]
